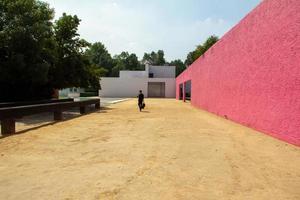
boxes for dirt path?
[0,99,299,200]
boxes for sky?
[44,0,261,61]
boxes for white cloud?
[45,0,233,61]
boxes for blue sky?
[44,0,261,61]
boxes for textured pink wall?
[176,0,300,146]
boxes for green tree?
[50,13,100,90]
[142,50,166,65]
[184,52,194,66]
[111,52,142,77]
[0,0,55,101]
[156,50,166,65]
[0,1,101,102]
[85,42,114,77]
[185,35,219,66]
[170,59,186,77]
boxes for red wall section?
[176,0,300,146]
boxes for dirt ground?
[0,99,299,200]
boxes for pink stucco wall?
[176,0,300,146]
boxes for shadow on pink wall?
[176,0,300,146]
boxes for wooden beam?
[54,111,63,121]
[95,102,100,109]
[0,98,100,135]
[0,99,100,119]
[1,119,16,135]
[0,98,73,108]
[80,106,86,114]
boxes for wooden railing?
[0,99,100,135]
[0,98,74,108]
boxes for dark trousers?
[138,101,143,111]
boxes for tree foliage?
[85,43,143,77]
[112,52,143,77]
[0,0,55,101]
[142,50,166,65]
[185,35,219,66]
[0,1,101,102]
[169,59,186,77]
[51,13,100,89]
[85,42,114,77]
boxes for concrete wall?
[149,66,176,78]
[119,65,175,79]
[120,71,148,78]
[161,78,176,98]
[176,0,300,146]
[99,77,175,98]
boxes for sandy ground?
[0,99,299,200]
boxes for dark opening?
[148,82,165,98]
[184,80,192,101]
[179,83,183,100]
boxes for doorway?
[184,80,192,101]
[179,83,183,100]
[148,82,166,98]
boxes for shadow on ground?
[0,106,114,139]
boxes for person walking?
[137,90,145,112]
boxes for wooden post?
[52,89,59,99]
[95,102,100,109]
[54,111,63,121]
[80,106,86,114]
[1,119,16,135]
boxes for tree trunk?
[52,89,59,99]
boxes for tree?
[156,50,166,65]
[49,13,100,90]
[0,1,101,102]
[0,0,55,101]
[185,35,219,66]
[170,59,186,77]
[85,42,114,77]
[202,35,219,52]
[184,52,194,66]
[111,52,142,77]
[142,50,166,65]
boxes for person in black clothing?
[137,90,144,111]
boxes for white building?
[99,65,176,98]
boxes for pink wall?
[176,0,300,146]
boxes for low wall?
[176,0,300,146]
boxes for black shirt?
[138,93,144,103]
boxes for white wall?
[147,78,176,98]
[118,65,175,79]
[148,66,175,78]
[99,65,176,98]
[99,78,147,98]
[119,71,147,78]
[99,77,175,98]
